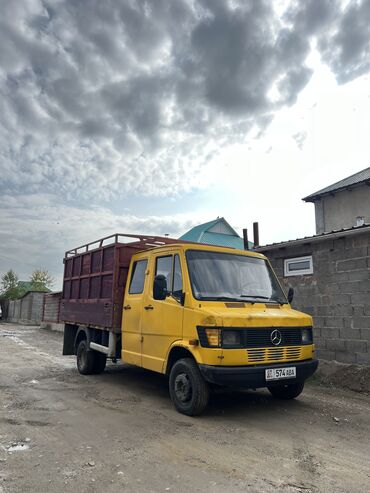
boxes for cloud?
[0,193,205,285]
[292,131,307,150]
[318,0,370,83]
[2,0,370,284]
[2,0,351,202]
[285,0,370,85]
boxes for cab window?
[155,256,173,287]
[155,254,183,301]
[172,254,183,299]
[129,259,147,294]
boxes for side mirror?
[287,287,294,304]
[153,274,168,300]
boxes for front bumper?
[199,359,319,388]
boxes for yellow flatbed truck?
[62,234,318,415]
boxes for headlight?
[203,328,221,347]
[301,328,313,344]
[222,330,242,348]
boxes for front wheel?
[268,381,305,399]
[169,358,209,416]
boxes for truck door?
[121,258,148,366]
[141,253,184,373]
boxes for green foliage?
[0,270,26,299]
[0,268,54,300]
[29,269,54,291]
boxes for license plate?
[265,367,296,381]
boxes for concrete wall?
[262,231,370,365]
[315,185,370,234]
[8,299,21,320]
[7,292,46,325]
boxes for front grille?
[247,346,302,363]
[243,328,304,348]
[197,326,312,349]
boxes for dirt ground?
[0,323,369,493]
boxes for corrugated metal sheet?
[180,217,253,249]
[255,223,370,251]
[180,219,220,242]
[303,167,370,202]
[199,232,244,249]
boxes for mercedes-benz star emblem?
[271,329,282,346]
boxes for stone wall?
[261,231,370,365]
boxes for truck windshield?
[186,250,287,303]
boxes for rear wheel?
[76,340,106,375]
[93,352,107,374]
[268,381,305,399]
[169,358,209,416]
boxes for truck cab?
[120,243,318,415]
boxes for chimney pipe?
[253,222,259,248]
[243,228,249,250]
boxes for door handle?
[123,305,131,310]
[144,305,154,310]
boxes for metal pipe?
[243,229,249,250]
[90,332,117,357]
[90,342,108,355]
[253,222,259,247]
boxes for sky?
[1,0,370,288]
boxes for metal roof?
[303,167,370,202]
[198,231,245,249]
[255,223,370,251]
[179,218,221,242]
[180,217,253,249]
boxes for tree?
[29,269,54,291]
[0,270,25,299]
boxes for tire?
[92,352,107,374]
[268,381,305,400]
[76,340,106,375]
[76,339,96,375]
[169,358,209,416]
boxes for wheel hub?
[174,373,192,403]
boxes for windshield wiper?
[240,295,271,300]
[199,296,246,302]
[240,295,288,305]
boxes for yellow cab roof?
[133,241,267,261]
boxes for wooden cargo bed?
[60,233,181,333]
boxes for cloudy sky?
[1,0,370,287]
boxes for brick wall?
[262,231,370,365]
[42,292,61,323]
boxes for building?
[303,167,370,234]
[257,167,370,366]
[180,217,253,249]
[257,225,370,365]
